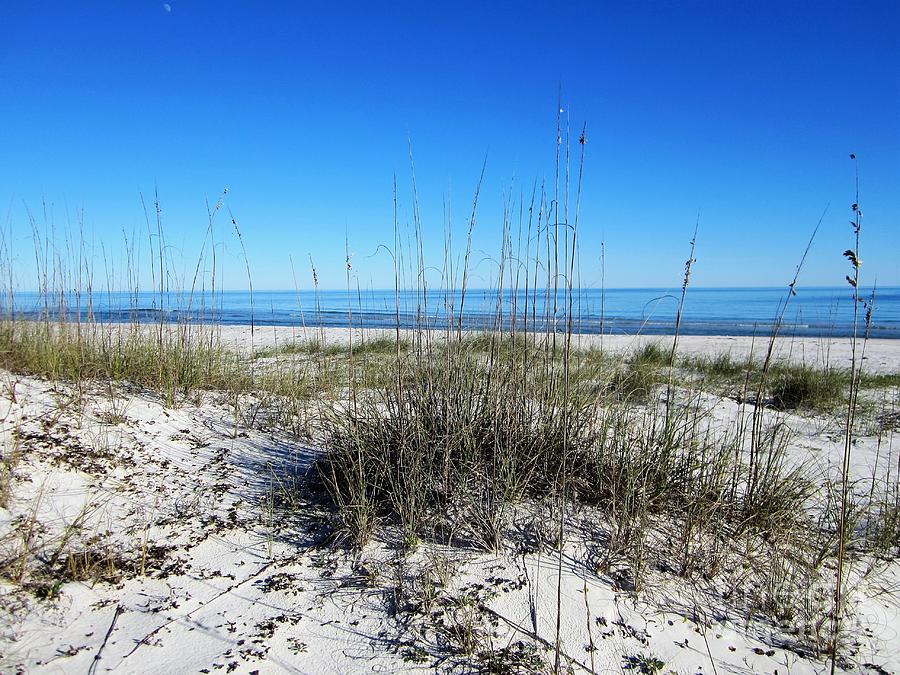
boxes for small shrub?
[624,652,666,674]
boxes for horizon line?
[6,284,895,294]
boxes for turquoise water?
[6,286,899,338]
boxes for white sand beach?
[1,325,899,673]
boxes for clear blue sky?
[1,1,898,291]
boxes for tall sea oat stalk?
[554,120,586,674]
[831,153,864,671]
[666,217,698,426]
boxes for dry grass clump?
[318,330,819,568]
[318,336,593,550]
[769,364,846,411]
[315,329,842,654]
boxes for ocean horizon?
[6,285,899,339]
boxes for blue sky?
[1,1,898,291]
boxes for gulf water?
[7,286,900,338]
